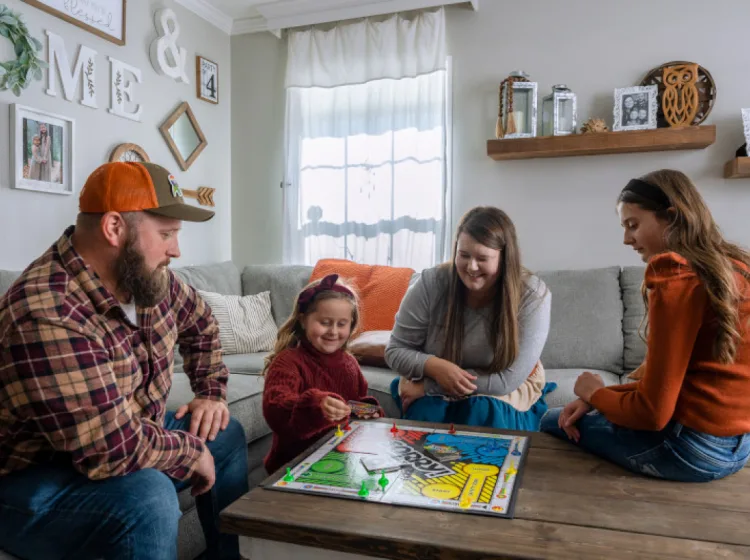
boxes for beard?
[114,232,169,308]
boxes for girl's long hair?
[262,277,360,374]
[619,169,750,363]
[441,206,527,371]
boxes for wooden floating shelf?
[487,125,716,161]
[723,157,750,179]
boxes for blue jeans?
[541,408,750,482]
[0,412,249,560]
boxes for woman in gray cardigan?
[385,206,555,430]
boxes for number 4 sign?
[196,55,218,104]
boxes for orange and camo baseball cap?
[79,162,214,222]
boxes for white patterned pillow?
[198,290,278,355]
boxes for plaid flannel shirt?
[0,227,228,481]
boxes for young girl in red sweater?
[262,274,382,474]
[542,169,750,482]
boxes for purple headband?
[298,274,354,312]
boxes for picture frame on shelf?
[196,56,218,104]
[613,85,658,132]
[22,0,126,46]
[10,104,75,195]
[741,109,750,150]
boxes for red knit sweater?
[262,339,381,474]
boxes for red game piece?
[344,421,352,431]
[449,423,456,434]
[390,423,398,434]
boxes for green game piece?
[358,481,370,498]
[378,470,389,491]
[283,467,294,482]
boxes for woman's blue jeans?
[0,412,249,560]
[541,408,750,482]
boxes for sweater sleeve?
[384,270,436,381]
[262,352,339,440]
[468,276,551,396]
[590,253,706,430]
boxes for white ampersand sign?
[149,9,189,84]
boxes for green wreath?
[0,4,46,97]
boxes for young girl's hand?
[557,399,592,443]
[321,396,351,422]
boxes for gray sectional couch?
[0,261,647,560]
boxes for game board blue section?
[424,434,510,467]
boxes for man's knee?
[117,469,181,527]
[223,417,246,448]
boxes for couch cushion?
[360,365,401,419]
[537,267,624,374]
[166,371,269,444]
[242,265,314,327]
[621,266,647,373]
[0,270,21,297]
[544,368,622,409]
[221,352,269,374]
[173,261,242,296]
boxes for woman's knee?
[539,407,562,433]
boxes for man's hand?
[191,448,216,496]
[425,357,477,397]
[573,371,605,403]
[175,398,230,442]
[321,396,351,422]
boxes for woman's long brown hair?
[619,169,750,364]
[440,206,527,371]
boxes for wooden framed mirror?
[159,102,207,171]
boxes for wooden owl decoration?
[662,64,699,127]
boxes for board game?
[264,421,530,518]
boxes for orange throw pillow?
[309,259,414,332]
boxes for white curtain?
[282,8,451,270]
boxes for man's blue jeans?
[541,408,750,482]
[0,412,249,560]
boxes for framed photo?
[196,56,219,104]
[613,85,658,131]
[742,109,750,149]
[22,0,126,46]
[10,104,75,195]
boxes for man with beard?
[0,162,248,560]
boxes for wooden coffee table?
[221,419,750,559]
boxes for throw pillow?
[349,330,391,368]
[198,290,278,355]
[308,259,414,332]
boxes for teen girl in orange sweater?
[541,169,750,482]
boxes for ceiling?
[174,0,478,36]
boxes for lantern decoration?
[496,71,538,139]
[541,84,577,136]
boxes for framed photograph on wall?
[22,0,126,45]
[613,85,658,132]
[196,56,219,104]
[10,104,75,195]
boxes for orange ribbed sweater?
[591,252,750,436]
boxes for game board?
[264,421,530,518]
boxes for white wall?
[0,0,231,270]
[231,0,750,271]
[230,31,285,266]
